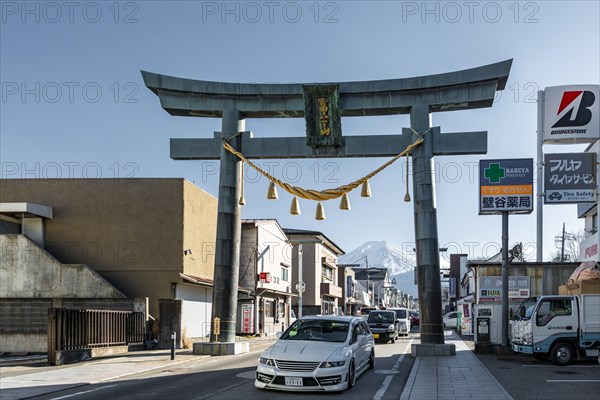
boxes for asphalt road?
[29,336,416,400]
[476,351,600,400]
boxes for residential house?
[238,219,295,336]
[283,229,344,316]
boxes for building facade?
[284,229,344,317]
[1,178,218,345]
[238,219,295,336]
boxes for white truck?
[511,294,600,365]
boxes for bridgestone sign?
[543,85,600,144]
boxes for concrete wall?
[1,234,125,298]
[0,178,217,317]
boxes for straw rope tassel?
[238,161,246,206]
[404,153,411,202]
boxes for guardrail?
[48,308,146,364]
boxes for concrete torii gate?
[142,59,512,354]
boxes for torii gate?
[142,59,512,352]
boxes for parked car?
[366,310,399,343]
[255,315,375,392]
[388,307,411,336]
[443,311,459,329]
[409,310,420,326]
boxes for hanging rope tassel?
[290,197,301,215]
[339,193,351,210]
[361,180,372,197]
[238,161,246,206]
[267,181,278,200]
[404,153,411,202]
[315,202,326,220]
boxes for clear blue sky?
[2,1,599,264]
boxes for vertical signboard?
[543,85,600,144]
[241,303,254,334]
[544,152,597,203]
[479,159,534,215]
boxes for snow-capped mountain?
[339,241,418,297]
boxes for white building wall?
[176,283,212,340]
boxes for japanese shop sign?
[543,85,600,144]
[479,159,534,215]
[544,153,597,204]
[478,276,530,301]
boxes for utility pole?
[560,222,566,262]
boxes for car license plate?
[285,377,303,386]
[372,334,379,339]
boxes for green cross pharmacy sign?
[479,159,534,215]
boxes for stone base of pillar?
[193,341,250,356]
[411,343,456,357]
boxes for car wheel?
[391,336,395,343]
[550,342,574,366]
[347,359,356,389]
[369,350,375,370]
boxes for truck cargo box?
[558,279,600,295]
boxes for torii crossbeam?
[142,59,512,350]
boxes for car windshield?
[280,319,349,342]
[515,297,539,320]
[395,309,407,319]
[367,312,395,323]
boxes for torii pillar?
[142,59,512,355]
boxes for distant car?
[359,306,379,318]
[388,308,411,336]
[255,315,375,392]
[409,310,420,326]
[443,311,459,329]
[366,310,399,343]
[548,192,562,201]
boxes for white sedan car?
[443,311,459,329]
[255,315,375,392]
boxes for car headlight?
[320,360,346,368]
[388,324,395,331]
[259,357,275,366]
[522,333,532,345]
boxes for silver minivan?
[388,308,411,336]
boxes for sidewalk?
[400,331,514,400]
[0,340,273,400]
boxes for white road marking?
[373,340,412,400]
[523,364,600,368]
[546,379,600,383]
[50,384,118,400]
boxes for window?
[536,299,572,326]
[321,297,335,315]
[281,267,289,282]
[278,301,285,319]
[265,300,274,318]
[322,265,333,281]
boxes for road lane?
[36,335,416,400]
